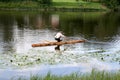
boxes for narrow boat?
[32,40,85,47]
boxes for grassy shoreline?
[18,70,120,80]
[0,1,108,11]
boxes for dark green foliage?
[37,0,52,5]
[82,0,120,9]
[102,0,119,9]
[0,0,24,2]
[0,0,52,5]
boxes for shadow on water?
[0,11,120,79]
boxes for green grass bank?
[0,0,108,11]
[18,70,120,80]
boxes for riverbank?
[0,0,108,11]
[20,70,120,80]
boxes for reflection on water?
[0,11,120,79]
[0,11,120,53]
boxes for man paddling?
[55,31,66,42]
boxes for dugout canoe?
[32,40,85,47]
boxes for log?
[32,40,85,47]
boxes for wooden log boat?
[32,40,85,47]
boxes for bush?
[102,0,119,9]
[37,0,52,5]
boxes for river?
[0,11,120,79]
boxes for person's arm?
[61,34,65,37]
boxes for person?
[54,31,65,42]
[55,45,60,51]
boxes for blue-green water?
[0,11,120,79]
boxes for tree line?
[101,0,120,9]
[0,0,120,9]
[83,0,120,9]
[0,0,52,5]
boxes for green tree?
[102,0,119,9]
[37,0,52,5]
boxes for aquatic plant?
[0,48,119,68]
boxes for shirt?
[55,32,65,39]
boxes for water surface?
[0,11,120,79]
